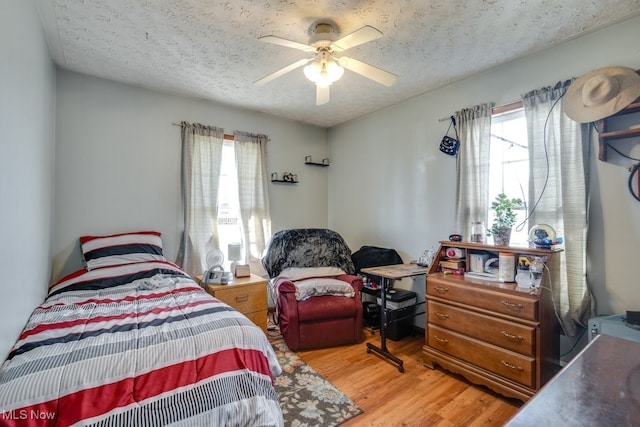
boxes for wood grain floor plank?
[297,329,522,426]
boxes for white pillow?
[278,266,346,281]
[294,278,355,301]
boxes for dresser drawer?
[427,277,538,321]
[210,283,267,315]
[428,324,535,387]
[428,301,535,356]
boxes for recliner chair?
[262,228,364,351]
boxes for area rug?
[268,329,363,426]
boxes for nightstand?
[196,274,268,333]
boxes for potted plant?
[489,193,523,246]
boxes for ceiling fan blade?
[338,56,397,87]
[254,58,311,86]
[330,25,382,52]
[316,85,330,105]
[258,35,315,52]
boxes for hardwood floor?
[297,329,522,426]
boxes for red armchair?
[275,274,364,351]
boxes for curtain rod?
[172,122,235,140]
[438,101,524,122]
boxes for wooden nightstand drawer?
[202,274,268,332]
[212,284,267,314]
[428,301,535,356]
[244,309,268,331]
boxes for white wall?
[53,71,329,280]
[328,16,640,327]
[0,1,56,360]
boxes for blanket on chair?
[262,229,355,278]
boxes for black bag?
[439,116,460,156]
[351,246,403,286]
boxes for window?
[217,141,243,268]
[488,107,529,246]
[456,85,591,337]
[177,123,271,277]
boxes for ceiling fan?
[254,23,397,105]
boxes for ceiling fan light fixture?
[303,59,344,87]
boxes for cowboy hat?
[563,66,640,123]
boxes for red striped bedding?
[0,260,283,426]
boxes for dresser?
[423,241,560,402]
[197,274,268,333]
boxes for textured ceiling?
[36,0,640,128]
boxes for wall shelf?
[598,100,640,161]
[271,172,297,184]
[304,156,329,167]
[305,161,330,167]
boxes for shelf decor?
[271,172,298,184]
[304,155,330,167]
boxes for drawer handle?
[500,300,524,312]
[501,331,524,343]
[235,295,249,303]
[433,335,449,345]
[500,360,523,372]
[434,286,449,294]
[435,312,449,320]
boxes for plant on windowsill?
[489,193,523,246]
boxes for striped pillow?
[80,231,166,270]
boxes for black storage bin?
[362,288,417,340]
[362,301,380,328]
[386,305,417,341]
[383,289,417,341]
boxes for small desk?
[506,334,640,426]
[361,264,428,372]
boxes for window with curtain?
[455,82,593,338]
[489,107,529,246]
[176,122,271,277]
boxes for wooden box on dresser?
[423,241,561,402]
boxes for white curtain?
[233,131,272,276]
[455,103,495,239]
[522,81,593,337]
[176,122,224,276]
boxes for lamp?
[227,243,242,275]
[303,51,344,87]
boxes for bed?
[0,231,283,426]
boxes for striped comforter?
[0,261,283,426]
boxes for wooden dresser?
[423,241,560,402]
[196,274,268,333]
